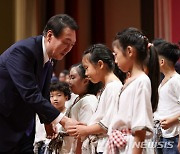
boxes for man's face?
[46,27,76,60]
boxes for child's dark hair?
[49,81,71,100]
[83,44,115,72]
[61,69,69,76]
[156,42,180,65]
[152,38,166,47]
[70,63,102,95]
[113,27,160,112]
[83,43,126,83]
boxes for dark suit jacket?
[0,36,60,151]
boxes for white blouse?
[89,80,123,153]
[107,74,154,154]
[69,94,98,153]
[70,94,98,122]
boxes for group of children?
[34,27,180,154]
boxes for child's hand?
[75,124,88,138]
[160,117,178,130]
[178,135,180,152]
[178,141,180,152]
[160,119,172,129]
[67,124,88,138]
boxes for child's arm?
[178,134,180,152]
[160,113,180,130]
[132,130,146,154]
[76,139,82,154]
[67,123,107,138]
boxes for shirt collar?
[42,36,50,65]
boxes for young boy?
[154,42,180,154]
[34,81,71,154]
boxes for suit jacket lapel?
[33,36,53,99]
[34,36,44,87]
[42,62,53,99]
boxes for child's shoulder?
[133,74,151,87]
[173,73,180,80]
[78,94,98,108]
[169,73,180,86]
[80,94,98,102]
[106,80,123,88]
[131,73,149,82]
[103,80,123,95]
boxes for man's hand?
[44,123,58,139]
[60,116,80,130]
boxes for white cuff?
[51,113,65,125]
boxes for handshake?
[45,116,86,139]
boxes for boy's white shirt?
[154,73,180,138]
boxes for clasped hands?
[45,116,87,139]
[66,122,88,139]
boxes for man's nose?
[65,45,73,53]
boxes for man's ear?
[46,30,53,42]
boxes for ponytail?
[147,46,160,112]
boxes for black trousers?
[14,129,35,154]
[0,128,35,154]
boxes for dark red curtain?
[64,0,79,69]
[91,0,105,44]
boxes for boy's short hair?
[49,81,71,100]
[156,42,180,65]
[152,38,166,47]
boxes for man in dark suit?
[0,14,78,153]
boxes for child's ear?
[97,60,104,69]
[160,58,165,67]
[83,77,89,85]
[65,95,69,101]
[126,46,134,57]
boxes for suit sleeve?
[5,46,60,124]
